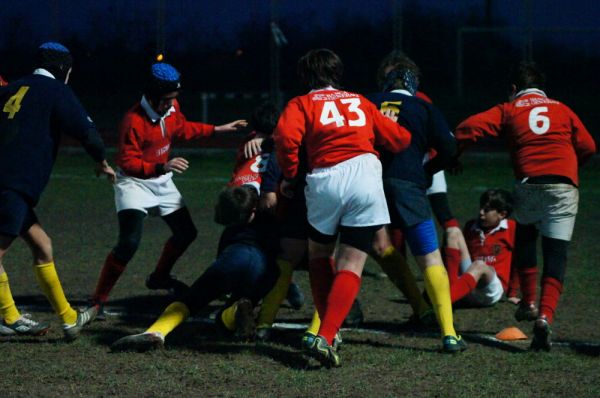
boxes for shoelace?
[17,314,40,326]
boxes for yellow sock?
[305,310,321,336]
[423,265,457,338]
[147,301,190,337]
[375,246,430,316]
[0,272,21,324]
[256,259,294,328]
[220,302,237,331]
[34,262,77,325]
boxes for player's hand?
[165,157,189,174]
[95,160,116,183]
[258,191,278,215]
[280,179,295,199]
[244,137,265,159]
[381,108,399,123]
[215,119,248,133]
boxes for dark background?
[1,0,599,146]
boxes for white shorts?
[114,170,185,217]
[513,182,578,241]
[465,269,504,307]
[426,171,447,195]
[305,153,390,236]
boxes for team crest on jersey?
[380,101,402,116]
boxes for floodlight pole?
[392,0,403,51]
[156,0,166,57]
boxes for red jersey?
[455,89,596,185]
[274,88,411,179]
[228,132,271,191]
[464,218,516,291]
[116,98,215,178]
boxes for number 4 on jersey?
[3,86,30,119]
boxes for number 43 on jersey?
[320,98,366,127]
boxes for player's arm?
[53,86,115,182]
[424,106,458,176]
[454,104,505,153]
[273,99,305,180]
[568,108,597,165]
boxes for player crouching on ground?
[274,49,412,367]
[110,186,279,352]
[87,62,247,316]
[444,189,516,307]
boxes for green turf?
[1,151,599,397]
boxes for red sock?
[539,277,563,323]
[443,218,460,229]
[319,270,361,345]
[93,252,127,303]
[507,265,521,298]
[444,247,461,285]
[308,257,336,317]
[519,267,538,304]
[450,273,477,303]
[153,239,186,278]
[390,228,406,257]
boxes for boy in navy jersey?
[0,42,115,339]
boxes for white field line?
[50,174,229,183]
[17,304,599,349]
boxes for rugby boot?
[530,316,552,352]
[305,335,341,368]
[0,314,50,336]
[515,302,539,322]
[63,306,98,341]
[286,282,305,310]
[111,332,165,352]
[442,335,467,353]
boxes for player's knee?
[113,235,141,263]
[445,227,462,249]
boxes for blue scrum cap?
[39,42,70,53]
[36,42,73,81]
[146,63,181,97]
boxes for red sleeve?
[172,105,215,141]
[455,104,505,145]
[274,98,305,179]
[367,99,411,153]
[117,117,159,178]
[567,107,597,165]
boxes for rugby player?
[274,49,411,367]
[0,42,115,339]
[455,62,596,350]
[88,62,247,314]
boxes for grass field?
[1,150,599,397]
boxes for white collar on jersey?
[391,89,413,96]
[309,86,337,93]
[514,88,547,99]
[140,95,175,123]
[33,68,55,79]
[471,218,509,235]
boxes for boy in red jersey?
[445,189,516,306]
[274,49,411,367]
[88,62,246,315]
[455,62,596,350]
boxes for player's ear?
[499,210,508,220]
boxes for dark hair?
[214,186,258,226]
[250,101,280,136]
[509,62,545,92]
[480,189,513,216]
[297,49,343,90]
[377,50,421,91]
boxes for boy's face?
[151,90,179,116]
[479,205,507,228]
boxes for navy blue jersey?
[0,73,105,204]
[366,91,457,188]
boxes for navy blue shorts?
[0,189,38,237]
[279,182,309,240]
[383,178,432,229]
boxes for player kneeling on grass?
[0,42,116,339]
[444,189,516,306]
[274,49,412,368]
[88,62,247,316]
[111,186,279,352]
